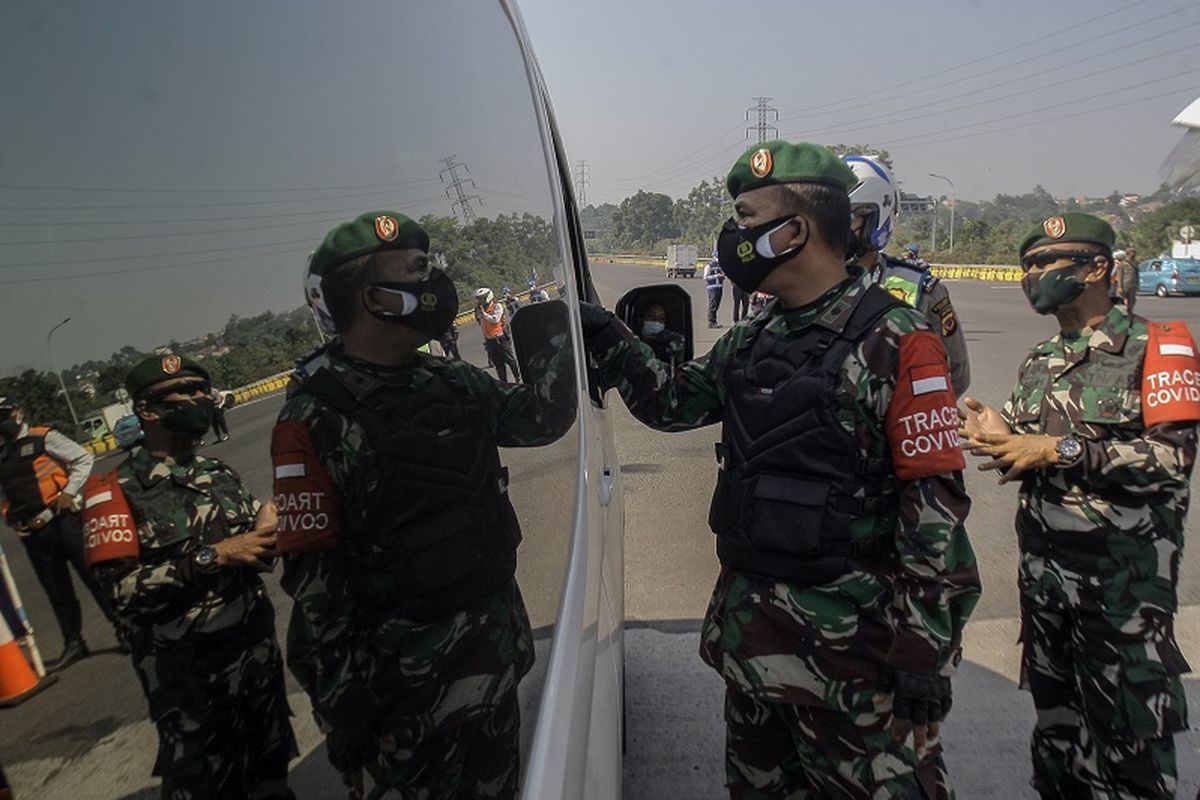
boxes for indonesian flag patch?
[885,331,965,480]
[1142,321,1200,426]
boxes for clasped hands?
[957,397,1060,484]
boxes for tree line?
[1,213,559,439]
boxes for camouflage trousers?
[723,687,952,800]
[1020,554,1189,800]
[140,602,299,799]
[374,689,521,800]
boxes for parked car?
[1138,257,1200,296]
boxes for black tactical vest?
[298,356,521,622]
[0,431,53,523]
[709,285,903,584]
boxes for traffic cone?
[0,610,55,707]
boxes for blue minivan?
[1138,258,1200,296]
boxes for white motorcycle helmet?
[474,287,494,305]
[304,253,338,335]
[844,155,899,254]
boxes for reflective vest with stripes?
[0,427,70,524]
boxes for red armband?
[1142,321,1200,426]
[885,331,965,480]
[271,420,342,553]
[81,471,140,566]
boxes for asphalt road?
[3,266,1200,798]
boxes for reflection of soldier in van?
[639,302,686,372]
[275,212,573,798]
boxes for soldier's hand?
[957,396,1010,445]
[882,671,951,757]
[255,499,278,531]
[212,528,278,570]
[966,432,1059,484]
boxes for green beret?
[726,141,857,199]
[125,353,210,399]
[1018,213,1116,258]
[309,211,429,277]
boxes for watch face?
[1058,438,1082,460]
[194,547,216,566]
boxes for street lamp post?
[46,318,81,437]
[929,172,956,253]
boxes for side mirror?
[614,283,695,363]
[510,298,570,386]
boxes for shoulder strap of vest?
[842,284,905,341]
[27,426,50,439]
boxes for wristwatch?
[192,545,220,573]
[1055,436,1083,467]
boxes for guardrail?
[81,284,568,456]
[591,254,1025,282]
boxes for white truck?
[665,243,698,278]
[79,401,134,441]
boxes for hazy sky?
[1,0,1197,375]
[519,0,1200,204]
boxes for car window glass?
[0,1,578,794]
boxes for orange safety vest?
[0,427,71,524]
[476,301,506,339]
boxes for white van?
[0,2,662,798]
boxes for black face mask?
[717,216,806,293]
[363,267,459,341]
[0,417,20,443]
[156,398,214,437]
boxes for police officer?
[960,214,1193,800]
[582,142,980,798]
[703,255,725,328]
[0,398,118,670]
[83,355,297,799]
[275,211,573,798]
[844,155,971,395]
[474,287,521,382]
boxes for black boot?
[45,637,89,672]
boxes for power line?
[438,155,482,225]
[0,176,443,195]
[746,97,779,145]
[775,0,1157,120]
[779,17,1200,137]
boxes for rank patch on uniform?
[750,148,773,178]
[885,331,964,480]
[1043,216,1066,239]
[162,354,181,374]
[375,215,399,242]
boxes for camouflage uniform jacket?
[91,448,270,710]
[1001,305,1197,622]
[277,347,572,746]
[594,274,980,709]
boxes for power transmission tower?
[438,155,482,225]
[745,97,779,144]
[574,160,591,207]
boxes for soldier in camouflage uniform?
[274,212,574,798]
[960,213,1194,799]
[83,353,297,800]
[582,142,980,799]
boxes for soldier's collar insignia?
[1043,216,1067,239]
[375,215,399,242]
[750,148,773,178]
[161,354,181,374]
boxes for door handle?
[598,465,614,507]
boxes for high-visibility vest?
[0,427,71,524]
[477,302,506,339]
